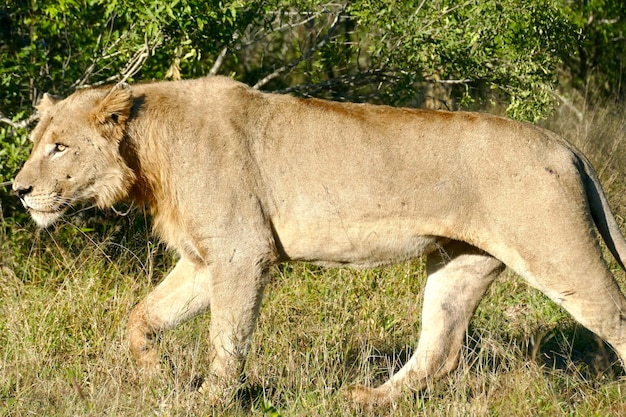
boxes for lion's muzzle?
[13,178,66,227]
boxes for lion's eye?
[46,142,69,157]
[54,143,68,153]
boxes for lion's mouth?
[21,197,70,228]
[27,208,64,228]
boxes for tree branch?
[72,17,132,88]
[118,40,152,84]
[430,78,472,84]
[0,112,39,130]
[76,28,161,89]
[253,7,345,90]
[275,70,392,97]
[209,46,229,76]
[244,11,322,47]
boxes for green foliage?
[0,0,260,101]
[6,0,625,230]
[0,0,612,139]
[0,126,30,217]
[0,1,621,122]
[0,124,29,184]
[559,0,626,99]
[348,0,574,121]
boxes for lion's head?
[13,84,136,227]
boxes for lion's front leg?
[128,257,211,373]
[128,249,269,404]
[199,264,267,405]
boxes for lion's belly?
[274,219,443,268]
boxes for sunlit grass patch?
[2,223,626,415]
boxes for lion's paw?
[346,384,395,408]
[196,376,237,407]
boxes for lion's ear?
[91,82,133,141]
[36,93,59,113]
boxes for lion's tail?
[581,155,626,271]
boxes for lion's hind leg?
[349,241,504,406]
[511,243,626,370]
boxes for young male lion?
[13,76,626,405]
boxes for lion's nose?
[13,184,33,199]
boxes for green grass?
[3,222,626,416]
[2,100,626,416]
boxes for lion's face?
[13,84,136,227]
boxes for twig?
[0,112,39,130]
[275,70,392,96]
[209,46,229,76]
[0,181,13,187]
[118,31,160,84]
[243,11,322,47]
[430,78,471,84]
[72,18,132,88]
[76,28,161,89]
[1,30,158,129]
[253,7,346,90]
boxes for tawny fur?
[14,76,626,406]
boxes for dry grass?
[2,99,626,416]
[545,92,626,209]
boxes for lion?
[13,76,626,406]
